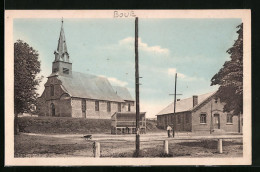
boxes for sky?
[13,18,242,118]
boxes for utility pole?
[173,73,177,117]
[210,99,213,134]
[135,17,140,157]
[169,73,182,129]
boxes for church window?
[50,85,54,96]
[200,114,207,124]
[128,103,131,111]
[95,101,99,111]
[82,99,86,112]
[227,114,233,124]
[53,67,58,73]
[63,68,69,74]
[118,103,121,112]
[107,102,111,112]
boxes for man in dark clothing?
[166,125,172,137]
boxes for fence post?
[164,140,169,154]
[93,142,100,158]
[218,139,223,153]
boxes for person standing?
[166,125,172,138]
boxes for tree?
[211,23,243,132]
[14,40,42,134]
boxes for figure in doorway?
[166,125,172,138]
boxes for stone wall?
[71,98,135,119]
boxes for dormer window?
[63,68,69,74]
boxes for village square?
[13,16,243,158]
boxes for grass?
[14,134,243,158]
[15,117,242,158]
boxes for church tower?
[52,19,72,77]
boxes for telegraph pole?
[135,17,140,156]
[173,73,177,117]
[169,73,182,128]
[210,99,213,134]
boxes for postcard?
[5,10,251,166]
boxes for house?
[111,112,146,134]
[156,91,242,133]
[37,20,135,119]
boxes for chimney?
[193,95,198,107]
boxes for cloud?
[119,37,170,56]
[98,75,128,87]
[167,68,205,81]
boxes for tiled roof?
[57,71,125,102]
[156,91,216,116]
[113,86,134,101]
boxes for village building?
[156,92,242,133]
[37,20,135,119]
[111,112,146,134]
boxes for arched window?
[51,103,55,116]
[50,85,54,96]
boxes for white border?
[5,10,251,166]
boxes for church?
[156,92,242,133]
[37,20,135,119]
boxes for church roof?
[112,86,134,101]
[57,71,125,102]
[156,91,216,116]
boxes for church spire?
[54,18,69,62]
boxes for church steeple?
[52,18,72,77]
[54,18,70,62]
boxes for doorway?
[51,103,55,116]
[213,114,220,129]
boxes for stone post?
[93,142,100,158]
[164,140,169,154]
[218,139,223,153]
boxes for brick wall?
[157,112,192,131]
[192,98,239,133]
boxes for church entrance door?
[51,103,55,116]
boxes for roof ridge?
[156,90,217,116]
